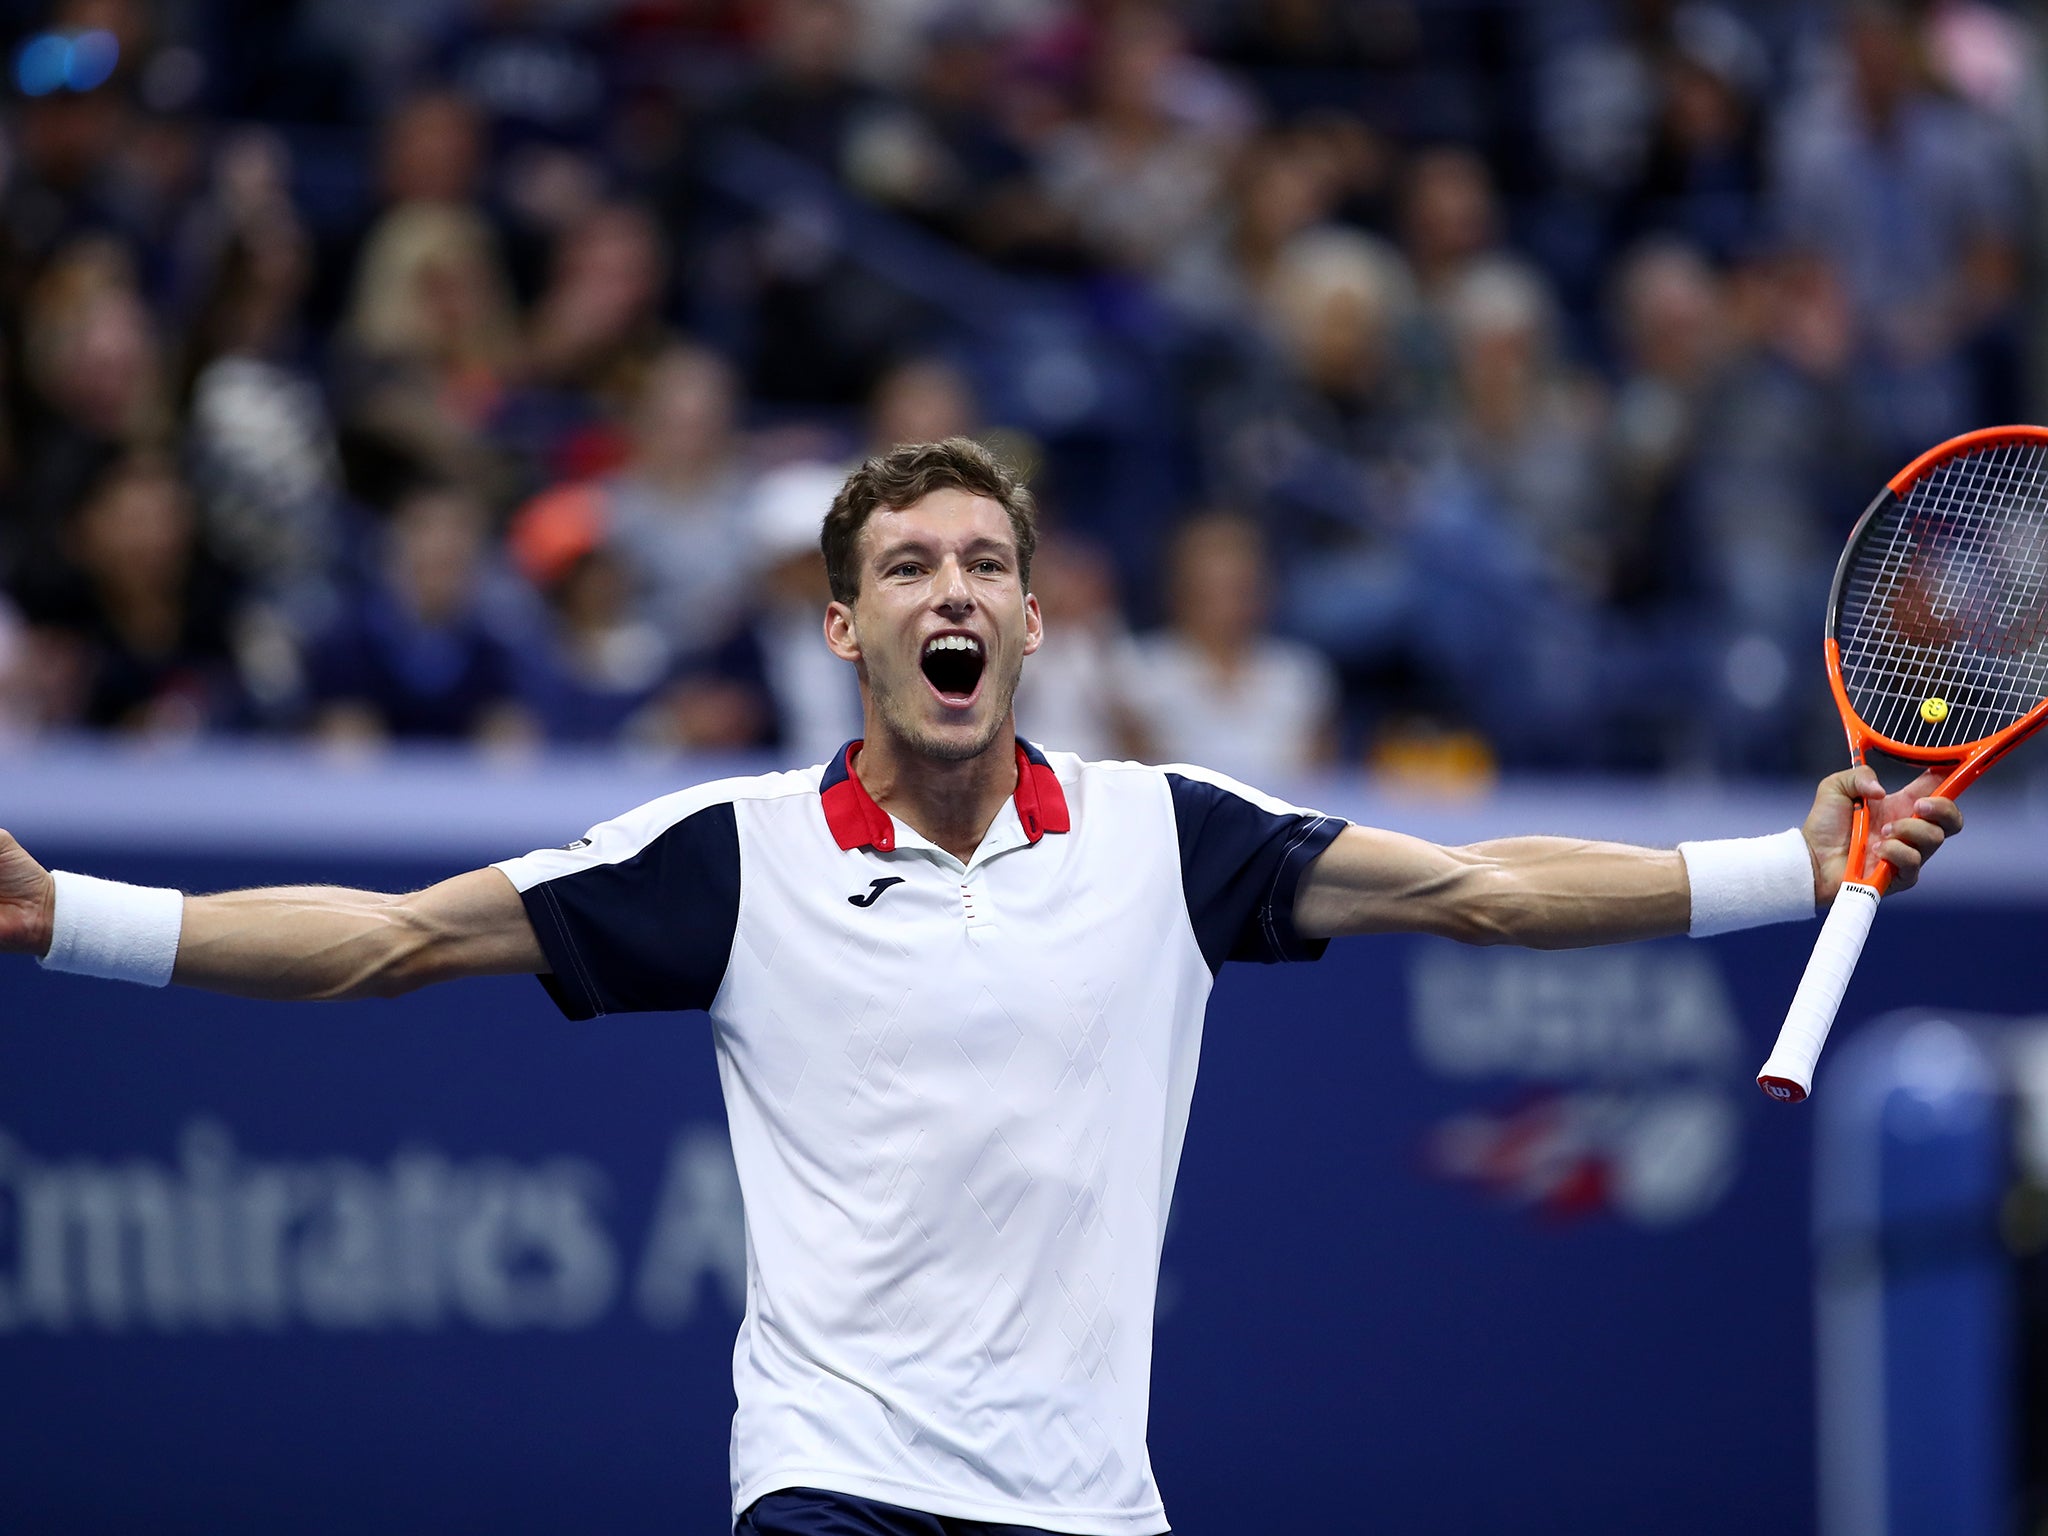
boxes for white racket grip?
[1756,881,1880,1103]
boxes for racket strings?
[1836,438,2048,751]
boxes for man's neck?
[853,723,1018,864]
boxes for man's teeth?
[924,636,983,655]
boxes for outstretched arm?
[0,829,544,1001]
[1293,768,1963,946]
[171,870,543,999]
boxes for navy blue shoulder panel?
[519,801,741,1020]
[1165,774,1345,973]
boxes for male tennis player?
[1,439,1961,1536]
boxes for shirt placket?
[884,809,1033,940]
[959,873,996,937]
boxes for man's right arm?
[0,829,545,1002]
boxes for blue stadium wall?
[3,747,2043,1536]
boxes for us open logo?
[1409,945,1744,1227]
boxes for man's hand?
[0,829,57,958]
[1802,767,1964,905]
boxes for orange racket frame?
[1758,424,2048,1101]
[1824,425,2048,894]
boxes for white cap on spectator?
[752,462,849,564]
[1444,256,1555,345]
[1265,228,1415,363]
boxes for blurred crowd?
[0,0,2041,782]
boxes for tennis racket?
[1758,425,2048,1102]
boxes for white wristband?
[1678,829,1817,937]
[36,871,185,987]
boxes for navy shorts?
[736,1486,1165,1536]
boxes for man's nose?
[932,559,974,613]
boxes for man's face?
[825,488,1042,762]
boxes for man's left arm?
[1292,768,1964,946]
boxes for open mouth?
[920,633,987,706]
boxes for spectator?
[1441,259,1609,602]
[1036,5,1248,274]
[1123,512,1338,783]
[1396,144,1558,413]
[34,452,247,737]
[1772,0,2022,453]
[569,343,759,656]
[1618,7,1771,264]
[1165,125,1343,329]
[180,135,343,604]
[727,0,878,173]
[1295,109,1401,235]
[1399,145,1506,309]
[669,461,863,763]
[1530,1,1764,235]
[839,11,1037,253]
[1682,250,1882,770]
[706,0,941,406]
[1194,229,1424,715]
[340,201,523,500]
[1199,226,1419,555]
[521,201,670,401]
[750,353,979,495]
[506,482,678,744]
[1603,239,1738,607]
[869,354,979,452]
[502,199,674,482]
[379,88,489,212]
[10,239,168,601]
[304,483,535,746]
[1011,529,1144,763]
[1264,228,1419,437]
[307,86,490,330]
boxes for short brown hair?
[822,437,1037,605]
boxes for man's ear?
[825,600,861,662]
[1022,592,1043,657]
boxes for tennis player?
[1,440,1961,1536]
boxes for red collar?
[819,739,1071,852]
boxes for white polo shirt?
[494,741,1345,1534]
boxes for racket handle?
[1756,882,1881,1103]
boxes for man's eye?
[890,563,922,578]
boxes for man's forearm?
[1439,837,1692,948]
[1295,820,1828,947]
[1293,824,1697,945]
[172,886,442,1001]
[1296,769,1960,951]
[168,869,545,1001]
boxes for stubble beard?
[872,653,1023,763]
